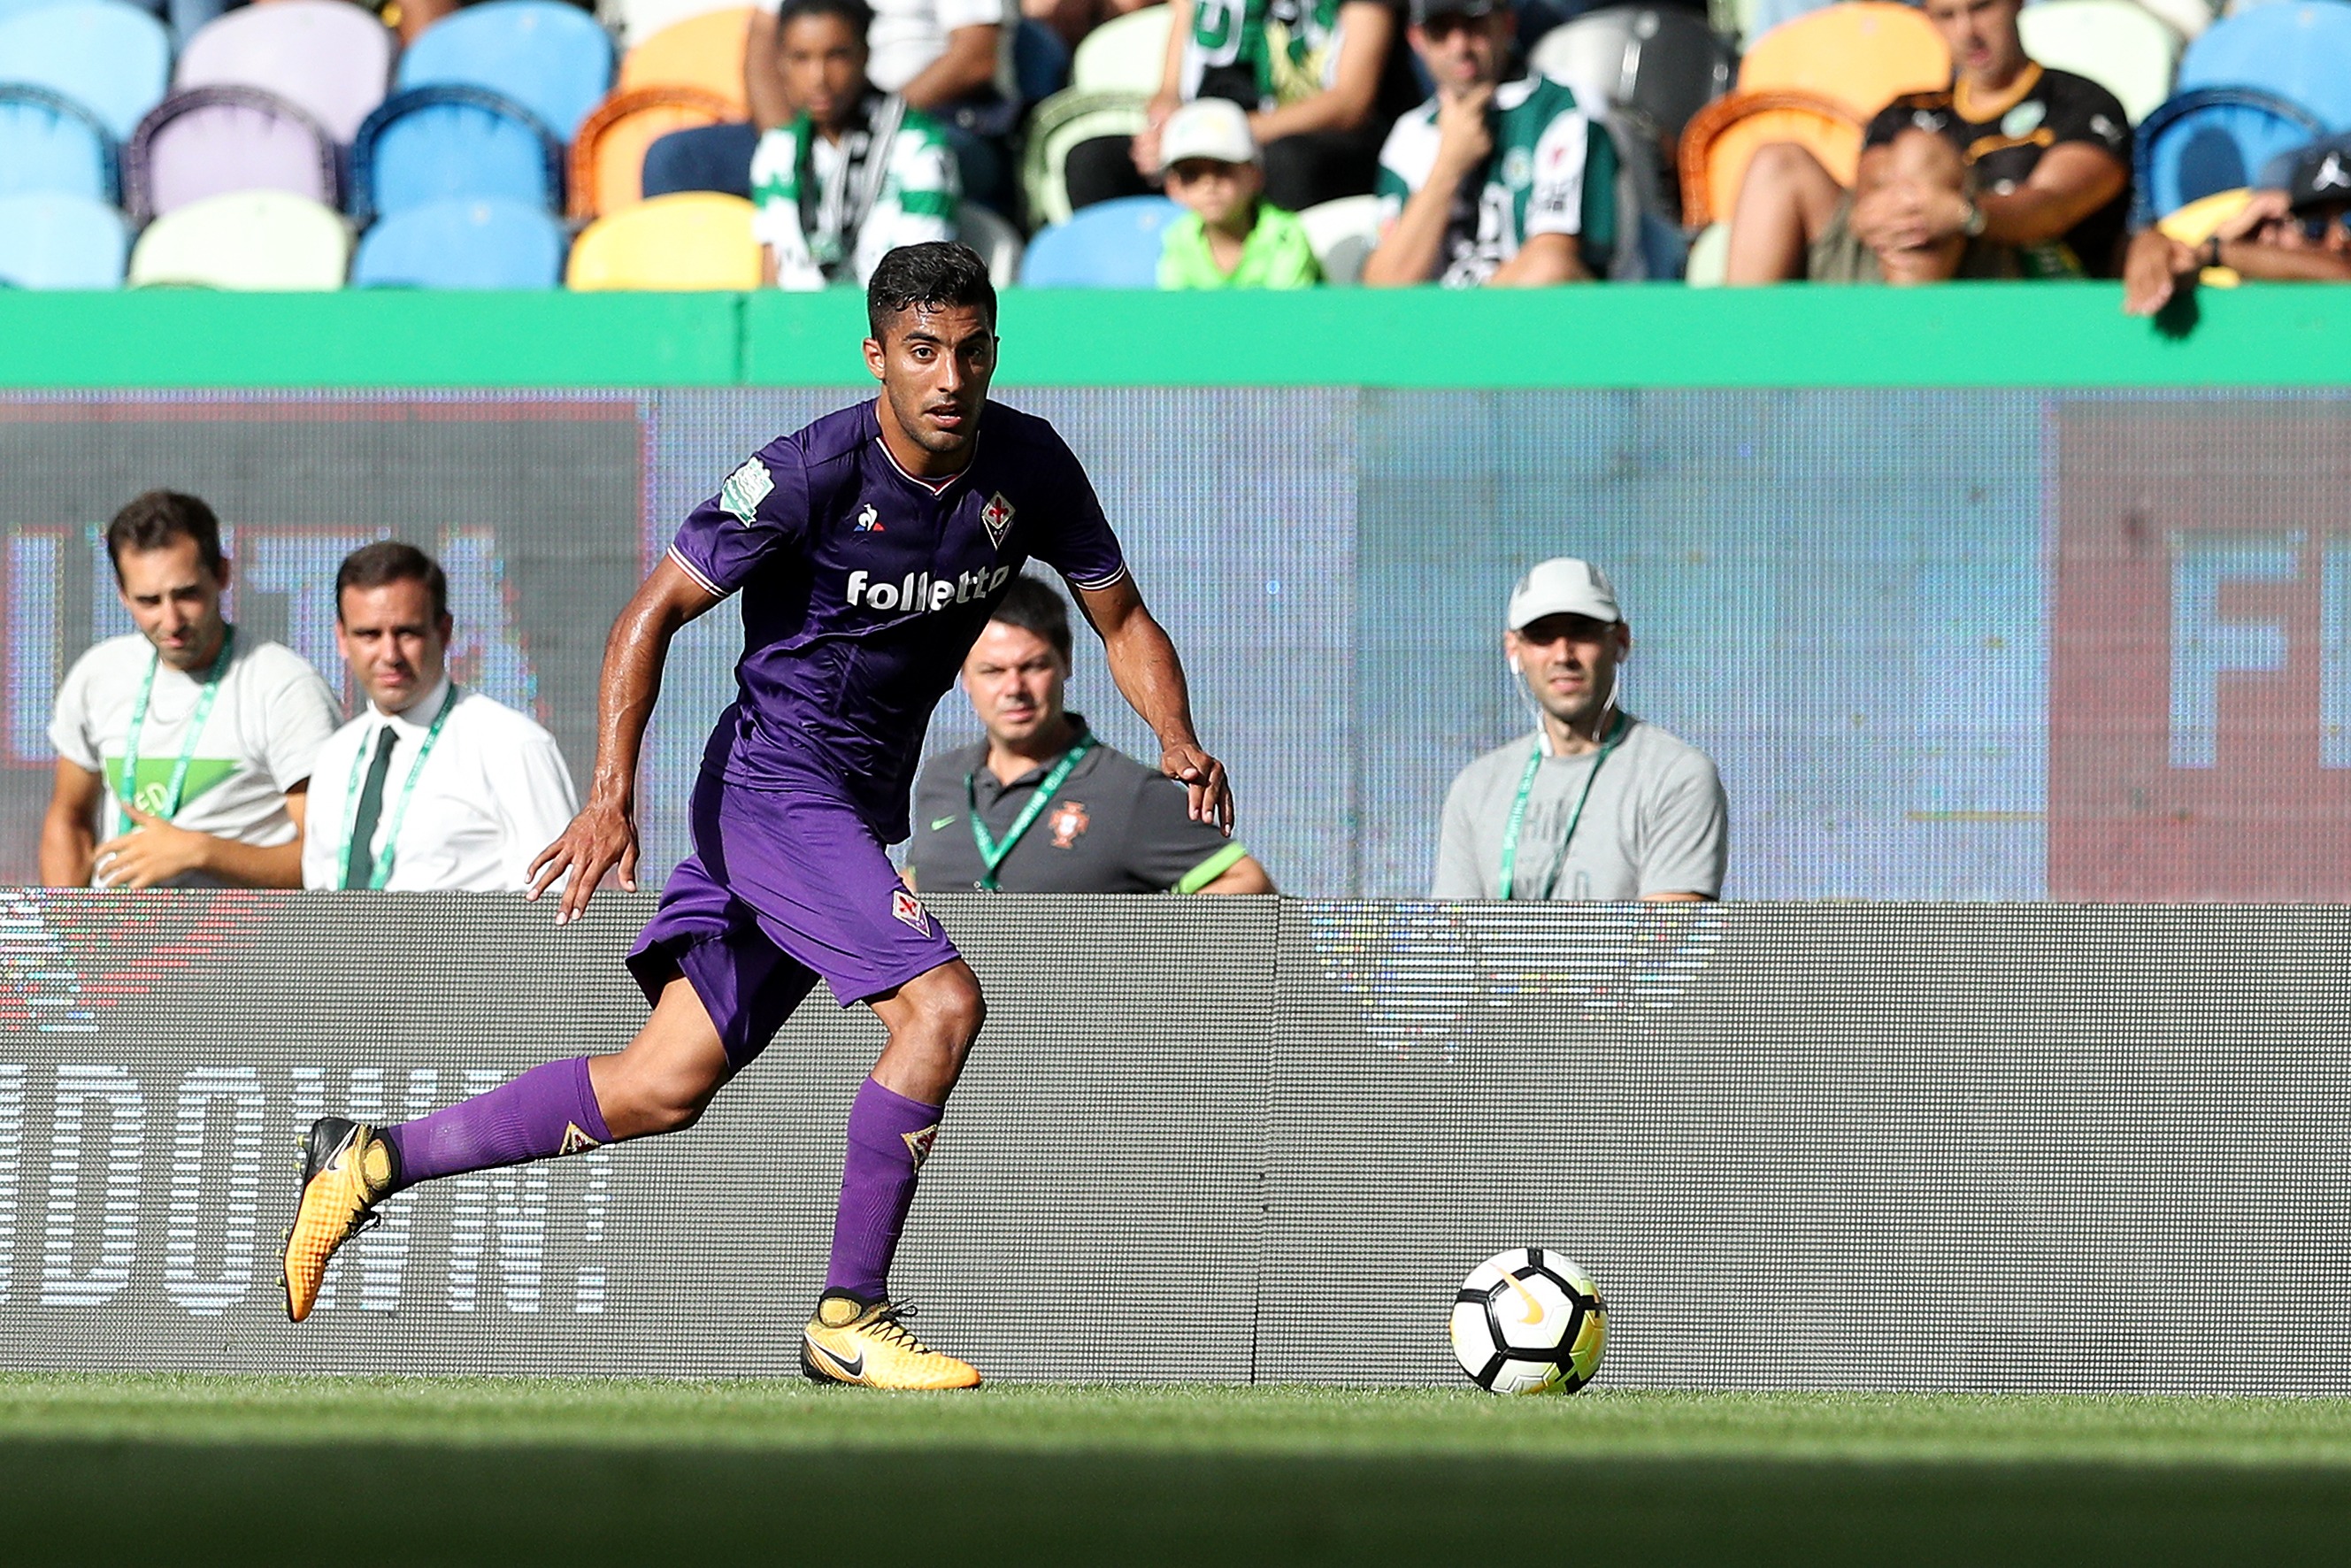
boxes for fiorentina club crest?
[980,492,1015,550]
[902,1123,941,1166]
[890,888,932,935]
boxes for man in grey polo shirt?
[1433,557,1725,901]
[910,575,1274,895]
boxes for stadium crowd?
[6,0,2351,292]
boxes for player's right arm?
[38,758,104,887]
[527,556,723,923]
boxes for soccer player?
[279,242,1235,1390]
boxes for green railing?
[0,282,2339,388]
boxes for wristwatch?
[1959,200,1987,238]
[2203,234,2224,269]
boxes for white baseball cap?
[1507,557,1622,628]
[1160,98,1258,167]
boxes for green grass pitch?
[5,1376,2351,1564]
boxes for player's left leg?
[802,957,987,1389]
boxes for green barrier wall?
[0,283,2343,388]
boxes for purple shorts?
[627,771,961,1066]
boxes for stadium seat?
[0,190,127,286]
[2133,86,2327,221]
[0,0,73,20]
[1735,1,1948,117]
[1681,218,1728,284]
[1298,193,1380,286]
[173,1,396,145]
[1020,195,1179,287]
[126,188,350,288]
[1526,5,1734,150]
[956,199,1023,285]
[0,0,169,142]
[398,0,616,142]
[1070,3,1170,94]
[2153,183,2251,287]
[0,84,115,203]
[615,5,750,105]
[1678,87,1861,228]
[597,0,737,47]
[566,189,758,288]
[1021,88,1149,227]
[2015,0,2180,126]
[351,196,566,287]
[569,85,734,218]
[125,88,340,221]
[350,86,565,221]
[2178,1,2351,130]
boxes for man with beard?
[1433,557,1725,902]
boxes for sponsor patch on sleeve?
[720,457,775,525]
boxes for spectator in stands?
[1723,0,2131,284]
[1062,0,1416,213]
[749,0,962,288]
[908,575,1273,895]
[1433,557,1725,902]
[1026,0,1147,49]
[1156,99,1322,288]
[645,0,1010,209]
[2123,132,2351,317]
[1817,126,2017,284]
[303,542,577,892]
[40,491,340,891]
[1360,0,1616,288]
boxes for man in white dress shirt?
[302,542,579,894]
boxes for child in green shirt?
[1156,99,1324,290]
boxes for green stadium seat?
[127,188,351,288]
[1071,4,1171,95]
[1299,194,1381,286]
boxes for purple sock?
[825,1078,942,1300]
[380,1057,613,1190]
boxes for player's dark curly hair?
[336,540,449,623]
[105,490,225,584]
[866,242,995,341]
[991,574,1073,665]
[777,0,874,42]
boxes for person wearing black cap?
[1360,0,1617,288]
[2122,132,2351,318]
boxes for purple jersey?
[670,398,1128,842]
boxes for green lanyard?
[965,733,1096,891]
[116,625,234,834]
[1495,715,1627,901]
[337,684,460,890]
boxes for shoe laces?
[871,1301,935,1355]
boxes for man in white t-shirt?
[1433,557,1726,901]
[41,490,341,890]
[302,542,579,894]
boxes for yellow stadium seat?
[2156,185,2252,287]
[1738,1,1950,118]
[570,86,737,219]
[1679,88,1863,228]
[617,6,754,108]
[567,191,761,289]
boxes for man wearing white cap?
[1433,558,1726,902]
[1156,98,1324,290]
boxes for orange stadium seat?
[1735,1,1948,114]
[1679,87,1861,228]
[569,85,735,218]
[616,6,753,106]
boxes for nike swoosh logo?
[930,816,957,831]
[809,1341,865,1380]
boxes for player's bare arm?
[528,555,723,922]
[1072,573,1234,834]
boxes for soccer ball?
[1449,1247,1608,1395]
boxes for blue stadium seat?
[1021,196,1180,287]
[396,0,615,142]
[0,84,115,202]
[2133,87,2329,223]
[350,85,563,222]
[2178,2,2351,133]
[350,196,565,288]
[0,190,127,286]
[0,0,168,142]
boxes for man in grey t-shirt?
[1433,557,1725,901]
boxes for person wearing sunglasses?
[2124,133,2351,318]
